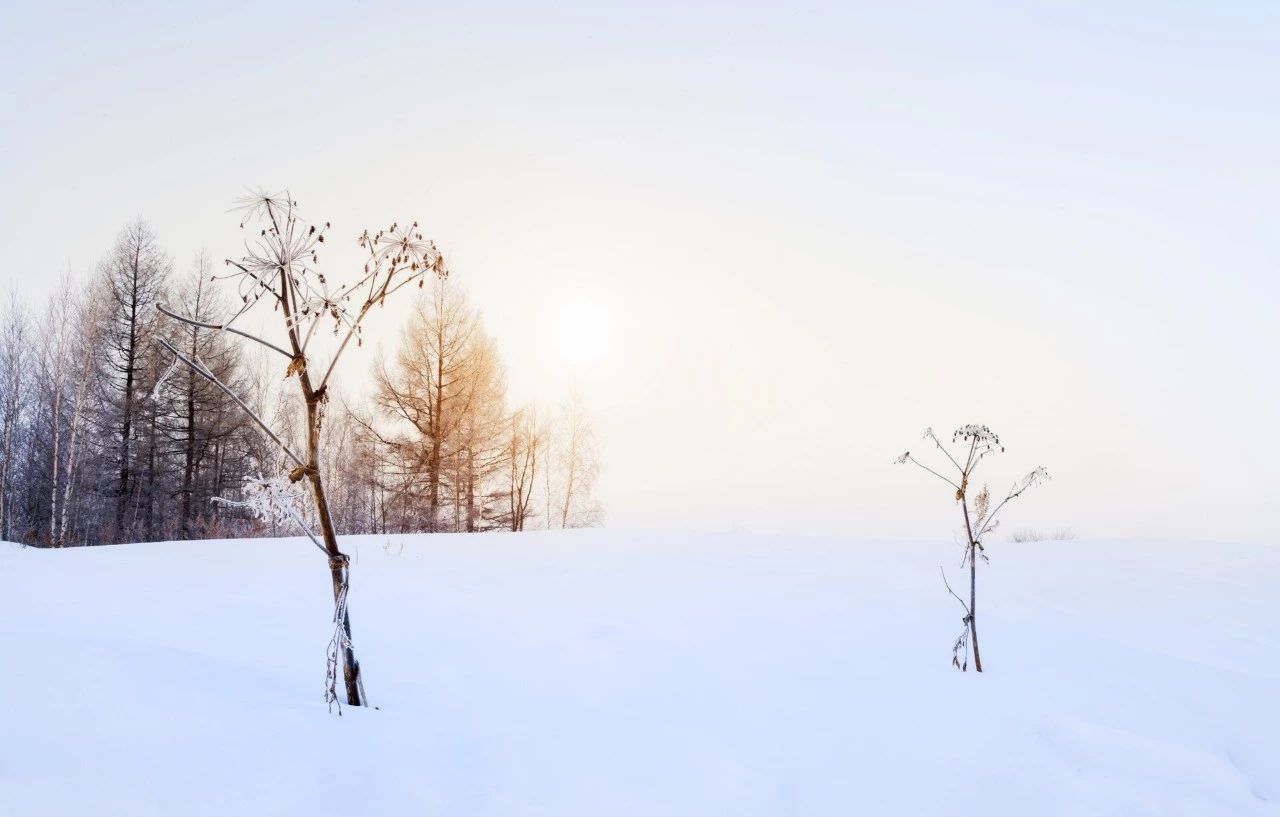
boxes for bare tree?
[507,406,544,532]
[552,394,602,529]
[0,292,29,542]
[100,219,171,540]
[154,190,448,709]
[155,254,253,540]
[57,289,102,547]
[896,425,1048,672]
[37,274,92,546]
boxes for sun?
[553,301,613,364]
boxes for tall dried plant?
[897,425,1048,672]
[155,190,448,709]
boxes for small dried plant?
[897,425,1049,672]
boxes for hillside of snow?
[1,531,1277,816]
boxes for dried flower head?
[953,424,1001,448]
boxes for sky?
[2,2,1278,543]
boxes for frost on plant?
[214,476,317,541]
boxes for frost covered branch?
[155,302,293,359]
[212,475,326,555]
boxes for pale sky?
[3,2,1278,542]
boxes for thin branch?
[976,488,1026,540]
[315,304,369,392]
[906,454,960,489]
[154,336,305,468]
[940,566,970,615]
[925,428,965,475]
[156,303,293,359]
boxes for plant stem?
[960,495,984,672]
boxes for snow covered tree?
[897,426,1048,672]
[154,190,449,709]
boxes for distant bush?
[1009,528,1076,543]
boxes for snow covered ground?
[1,531,1277,816]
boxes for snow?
[1,531,1277,816]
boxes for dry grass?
[1009,528,1076,543]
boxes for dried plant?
[154,189,448,710]
[897,425,1049,672]
[1009,528,1076,543]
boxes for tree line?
[0,218,601,547]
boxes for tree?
[155,191,448,709]
[35,274,101,546]
[0,292,30,542]
[507,406,544,532]
[373,279,475,532]
[550,394,602,529]
[154,254,254,540]
[57,283,103,546]
[896,425,1048,672]
[370,280,511,533]
[99,219,172,541]
[450,333,509,532]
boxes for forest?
[0,218,601,547]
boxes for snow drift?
[1,531,1276,815]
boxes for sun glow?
[553,301,613,364]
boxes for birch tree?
[56,291,102,547]
[37,275,85,546]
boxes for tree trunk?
[465,452,476,533]
[427,439,440,532]
[142,406,157,542]
[49,380,61,546]
[180,355,196,540]
[117,245,141,537]
[0,413,11,542]
[58,354,92,546]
